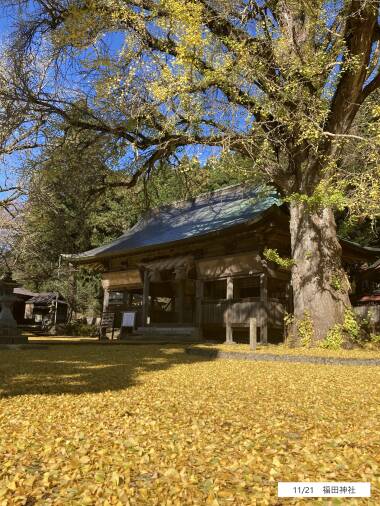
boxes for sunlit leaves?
[0,344,379,504]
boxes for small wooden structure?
[0,276,28,344]
[12,287,38,324]
[67,185,380,343]
[24,293,68,328]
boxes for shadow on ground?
[0,344,212,398]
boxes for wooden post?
[142,270,150,326]
[225,276,234,343]
[177,280,185,324]
[125,291,132,306]
[195,279,203,338]
[260,273,268,344]
[99,288,110,339]
[102,288,110,312]
[249,318,257,350]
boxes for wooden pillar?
[195,279,204,338]
[102,288,110,312]
[124,291,132,306]
[99,289,110,339]
[249,317,257,350]
[225,276,234,343]
[177,280,185,324]
[142,270,150,326]
[260,273,268,344]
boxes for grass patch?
[0,344,379,504]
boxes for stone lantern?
[0,275,28,344]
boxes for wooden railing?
[201,298,284,327]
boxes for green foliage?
[283,312,294,328]
[11,112,249,310]
[321,325,345,350]
[287,182,347,213]
[331,275,342,291]
[136,152,251,210]
[13,115,131,289]
[284,311,314,347]
[3,0,380,227]
[369,334,380,345]
[56,321,99,337]
[297,312,314,347]
[342,308,360,340]
[320,308,360,349]
[44,265,102,320]
[263,248,295,270]
[337,214,380,248]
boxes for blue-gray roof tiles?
[73,185,280,261]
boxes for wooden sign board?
[121,311,136,328]
[99,312,116,340]
[100,312,115,328]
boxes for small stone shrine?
[0,274,28,344]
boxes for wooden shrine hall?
[68,185,380,343]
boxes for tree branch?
[326,1,378,134]
[361,69,380,101]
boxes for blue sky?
[0,5,222,197]
[2,1,378,195]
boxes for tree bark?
[289,201,351,345]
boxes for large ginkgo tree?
[0,0,380,342]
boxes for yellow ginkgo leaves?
[0,344,379,505]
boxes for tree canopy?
[0,1,378,209]
[0,0,379,341]
[8,112,248,301]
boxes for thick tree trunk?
[289,201,351,345]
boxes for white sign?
[278,482,370,498]
[122,311,136,328]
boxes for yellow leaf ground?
[0,344,379,505]
[192,343,380,360]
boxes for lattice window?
[204,280,226,300]
[234,277,260,299]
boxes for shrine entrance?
[141,256,196,327]
[150,278,195,325]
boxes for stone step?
[136,326,196,337]
[127,336,201,345]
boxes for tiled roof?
[27,293,64,305]
[70,185,280,261]
[13,287,38,298]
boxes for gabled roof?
[69,185,281,262]
[13,287,38,298]
[27,293,65,305]
[66,183,380,264]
